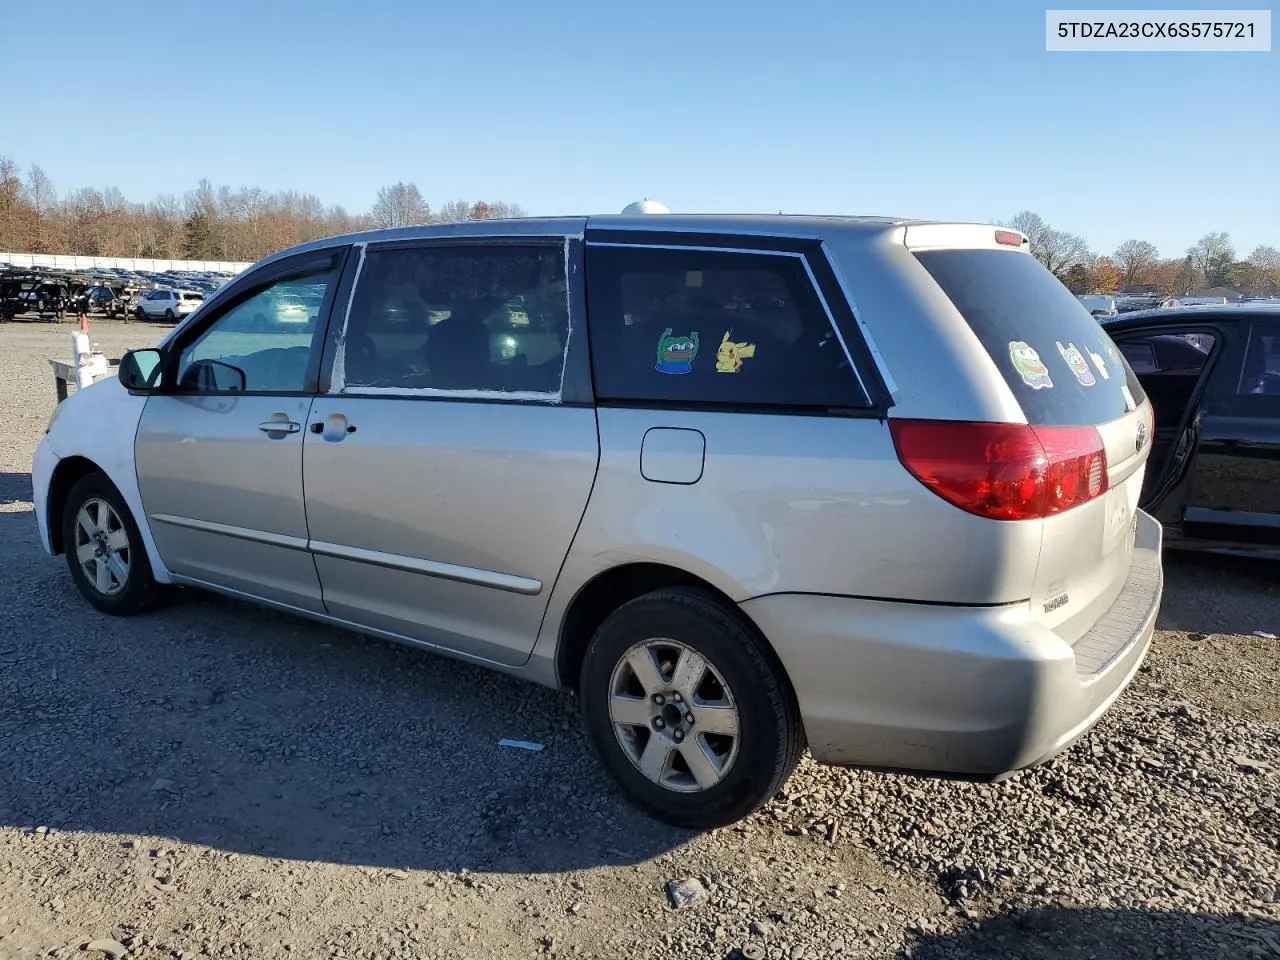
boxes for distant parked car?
[134,289,203,321]
[1077,294,1117,318]
[74,285,127,317]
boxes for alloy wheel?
[73,498,131,596]
[607,638,741,793]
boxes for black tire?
[164,308,175,321]
[135,307,146,320]
[60,472,162,616]
[579,587,804,829]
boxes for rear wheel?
[60,472,161,616]
[579,588,803,829]
[164,308,175,321]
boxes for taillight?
[889,419,1109,521]
[994,230,1025,247]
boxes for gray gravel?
[1,318,1277,960]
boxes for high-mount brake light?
[994,230,1024,247]
[889,419,1109,521]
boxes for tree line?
[0,158,525,264]
[1005,211,1280,298]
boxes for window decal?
[1009,341,1053,390]
[655,329,699,375]
[715,331,756,374]
[1087,347,1111,380]
[1057,341,1096,387]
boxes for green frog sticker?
[655,328,699,374]
[1009,340,1053,390]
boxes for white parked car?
[134,289,204,322]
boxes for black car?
[1102,304,1280,557]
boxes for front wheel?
[60,472,161,616]
[135,307,146,320]
[579,588,804,829]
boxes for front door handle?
[258,419,300,435]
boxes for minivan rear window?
[915,249,1146,426]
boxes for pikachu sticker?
[715,331,756,373]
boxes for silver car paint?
[744,510,1162,772]
[134,394,325,611]
[39,214,1164,780]
[301,397,599,666]
[547,406,1046,605]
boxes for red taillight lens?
[889,419,1109,521]
[994,230,1025,247]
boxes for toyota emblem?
[1135,421,1148,453]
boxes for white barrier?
[0,251,251,273]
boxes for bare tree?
[0,156,22,250]
[0,161,522,259]
[1187,232,1235,289]
[371,182,431,228]
[1248,245,1280,272]
[1006,211,1088,278]
[20,164,59,251]
[435,199,472,223]
[1113,239,1159,287]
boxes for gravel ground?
[1,318,1277,960]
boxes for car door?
[134,246,350,610]
[1181,318,1280,545]
[302,228,600,666]
[1109,325,1223,517]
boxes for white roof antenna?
[621,198,670,215]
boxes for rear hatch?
[912,244,1154,645]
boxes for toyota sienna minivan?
[33,214,1163,828]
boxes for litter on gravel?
[497,738,545,751]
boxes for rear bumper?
[741,510,1163,777]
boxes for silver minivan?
[32,215,1163,828]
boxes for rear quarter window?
[585,245,869,410]
[915,249,1146,426]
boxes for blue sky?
[3,0,1276,258]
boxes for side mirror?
[118,348,164,392]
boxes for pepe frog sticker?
[1057,341,1096,386]
[655,328,699,374]
[1009,341,1053,390]
[715,330,756,373]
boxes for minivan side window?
[338,243,569,396]
[175,269,335,393]
[585,244,868,409]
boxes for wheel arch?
[46,455,106,556]
[553,561,788,694]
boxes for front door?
[1183,319,1280,545]
[302,233,599,666]
[134,247,349,610]
[1110,326,1222,517]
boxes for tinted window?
[341,244,569,395]
[1113,331,1217,430]
[585,245,867,409]
[176,269,335,393]
[1239,325,1280,397]
[915,249,1146,426]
